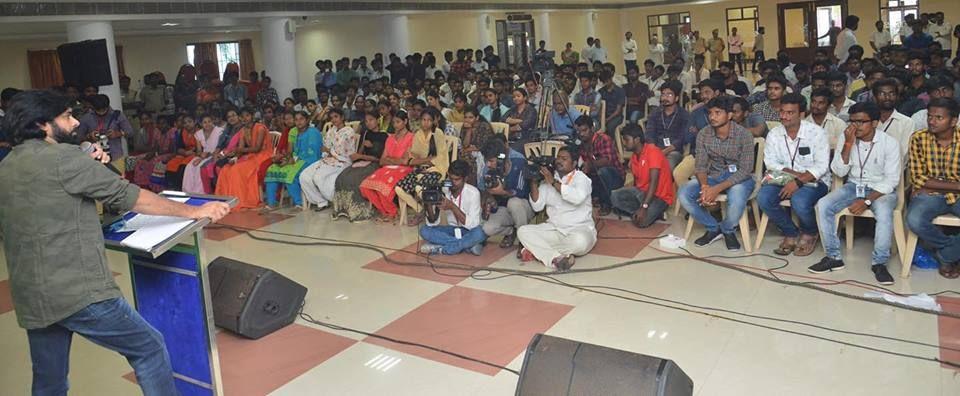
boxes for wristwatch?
[864,199,873,206]
[641,203,650,209]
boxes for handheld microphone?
[80,141,122,175]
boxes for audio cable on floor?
[210,224,960,370]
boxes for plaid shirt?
[695,121,755,185]
[909,128,960,204]
[751,100,781,122]
[582,132,624,177]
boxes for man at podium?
[0,90,230,396]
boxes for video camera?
[421,179,452,205]
[526,155,556,182]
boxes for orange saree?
[214,122,274,210]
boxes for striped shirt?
[695,121,756,185]
[909,128,960,204]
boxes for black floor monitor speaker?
[208,257,307,339]
[516,334,693,396]
[57,39,113,88]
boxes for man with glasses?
[812,102,900,284]
[872,78,916,158]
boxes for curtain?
[193,42,218,67]
[239,39,256,79]
[27,50,63,89]
[115,45,125,77]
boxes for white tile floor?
[2,209,960,395]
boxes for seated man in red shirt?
[576,115,625,215]
[611,124,676,227]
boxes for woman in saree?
[359,111,415,222]
[128,112,163,187]
[173,64,199,112]
[200,109,243,192]
[459,106,495,190]
[214,107,275,210]
[300,108,356,209]
[131,114,177,192]
[395,107,451,225]
[259,111,295,202]
[164,114,199,191]
[264,111,323,209]
[182,115,224,194]
[332,112,387,222]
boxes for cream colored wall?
[0,32,261,92]
[2,0,957,91]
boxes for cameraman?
[0,90,230,395]
[76,94,133,173]
[517,146,597,271]
[480,136,533,248]
[419,159,487,256]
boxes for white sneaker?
[419,243,443,255]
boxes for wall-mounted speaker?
[57,39,113,88]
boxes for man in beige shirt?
[708,29,726,71]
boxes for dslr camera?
[483,153,507,188]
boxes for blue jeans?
[26,298,176,396]
[265,180,304,206]
[626,109,644,125]
[604,115,624,135]
[590,166,625,208]
[679,173,756,234]
[817,183,898,265]
[757,182,828,237]
[419,225,487,255]
[906,193,960,263]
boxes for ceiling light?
[161,23,179,27]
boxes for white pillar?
[261,17,299,98]
[477,13,492,50]
[66,21,121,110]
[383,15,410,56]
[537,13,551,49]
[585,12,597,39]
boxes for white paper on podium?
[120,218,195,251]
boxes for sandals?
[773,237,797,256]
[940,263,960,279]
[500,232,517,249]
[793,234,819,257]
[406,213,424,227]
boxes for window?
[186,41,241,75]
[880,0,919,44]
[726,7,759,52]
[646,12,691,48]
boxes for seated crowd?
[1,13,960,282]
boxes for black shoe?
[872,264,895,285]
[694,230,722,247]
[808,257,845,273]
[722,232,740,251]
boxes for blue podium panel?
[130,245,217,395]
[104,192,234,396]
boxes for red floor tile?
[365,286,573,376]
[204,211,293,241]
[363,242,514,284]
[125,324,356,395]
[0,280,12,315]
[937,296,960,371]
[591,219,669,258]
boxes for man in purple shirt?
[76,94,133,169]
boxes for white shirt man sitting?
[517,147,596,271]
[805,87,848,147]
[419,160,487,256]
[812,102,901,285]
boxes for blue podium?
[103,192,237,396]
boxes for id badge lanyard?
[856,140,876,197]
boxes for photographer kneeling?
[480,136,533,248]
[517,146,596,271]
[419,159,487,256]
